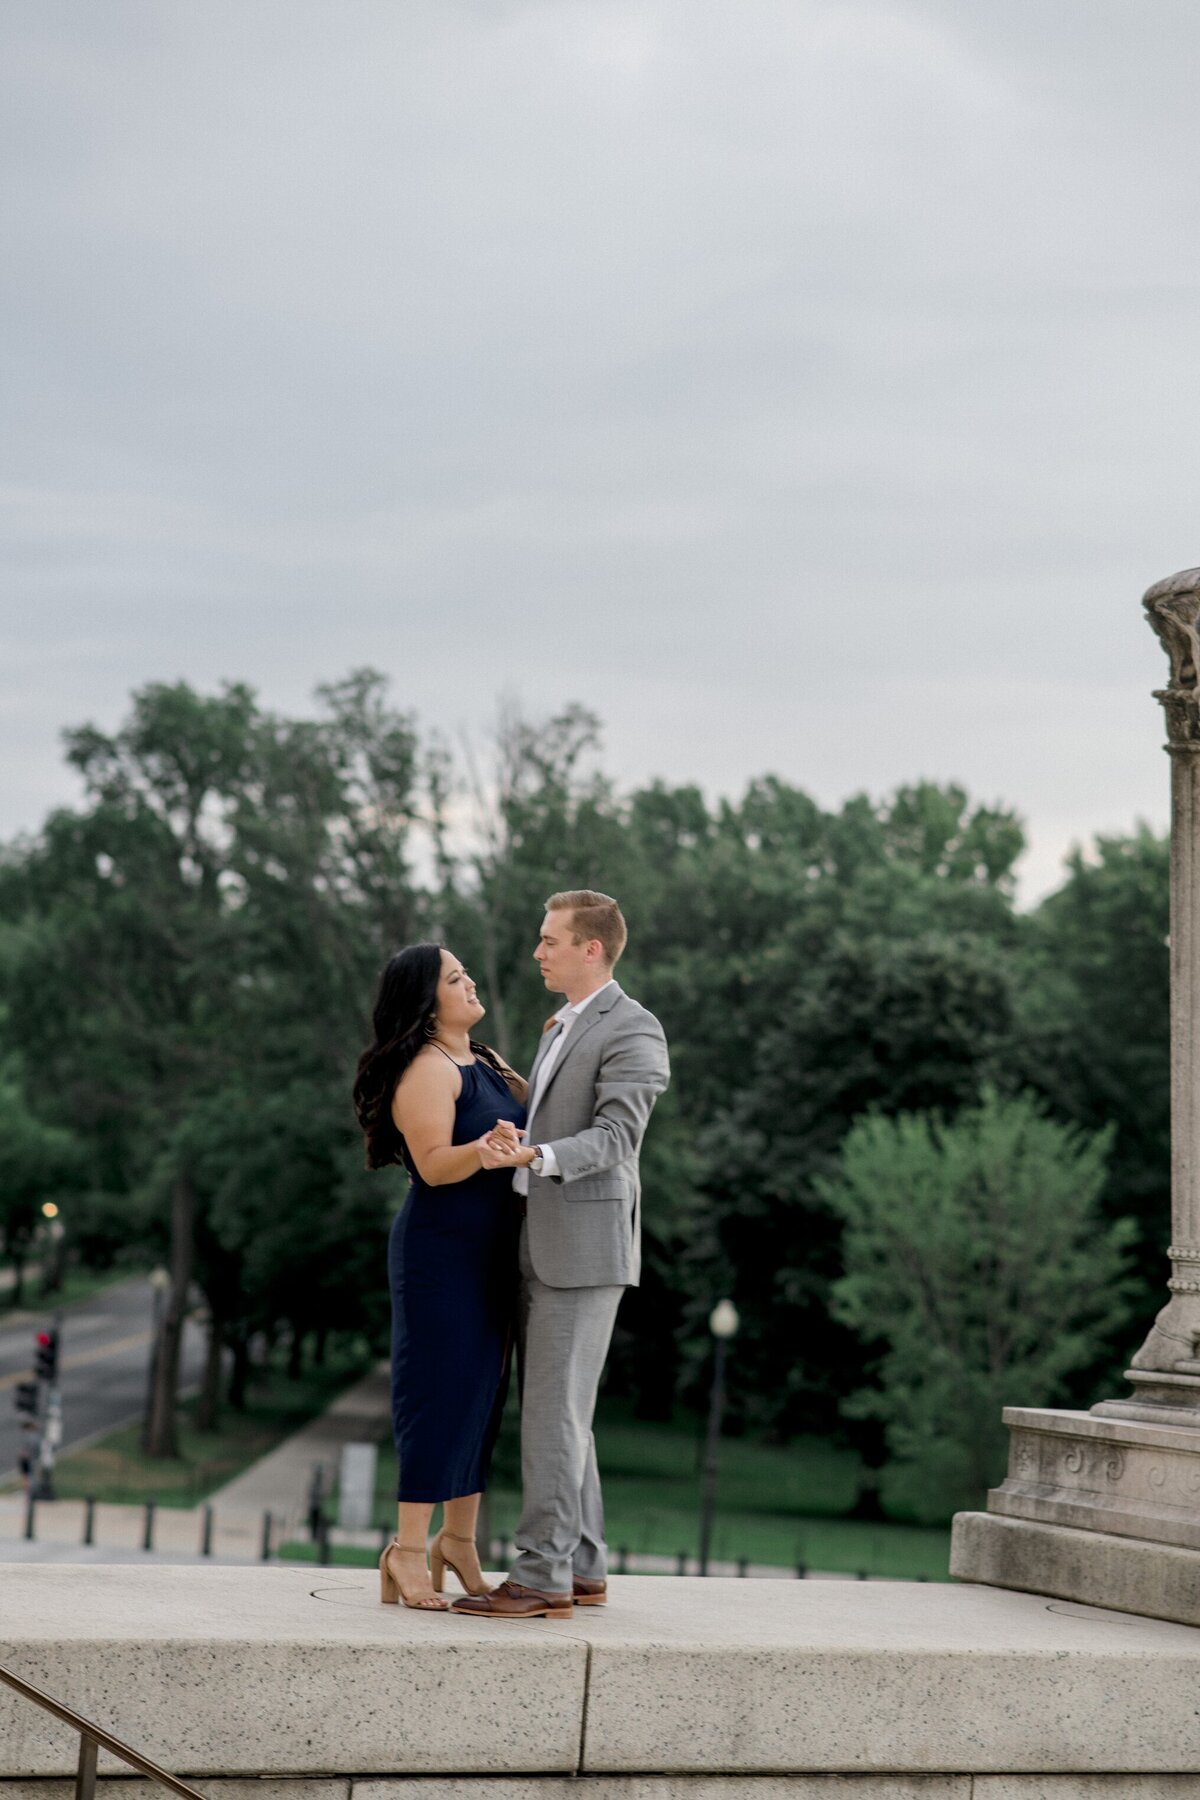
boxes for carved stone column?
[949,566,1200,1625]
[1094,566,1200,1419]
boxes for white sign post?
[338,1442,378,1532]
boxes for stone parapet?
[4,1569,1200,1783]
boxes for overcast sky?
[4,1,1199,900]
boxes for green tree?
[820,1089,1134,1520]
[0,1059,81,1306]
[633,777,1031,1438]
[0,672,423,1450]
[1027,828,1170,1317]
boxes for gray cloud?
[3,0,1198,897]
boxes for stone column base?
[950,1510,1200,1628]
[982,1405,1200,1549]
[949,1403,1200,1625]
[1092,1365,1200,1426]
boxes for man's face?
[534,909,593,994]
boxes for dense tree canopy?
[0,673,1171,1508]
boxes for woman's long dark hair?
[352,942,507,1171]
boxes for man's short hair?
[545,889,627,968]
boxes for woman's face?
[434,949,485,1033]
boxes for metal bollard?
[307,1466,325,1542]
[795,1560,807,1579]
[676,1550,688,1576]
[83,1496,95,1546]
[260,1511,273,1561]
[23,1493,35,1541]
[142,1501,155,1552]
[317,1516,331,1565]
[856,1568,868,1580]
[737,1557,749,1577]
[616,1545,628,1574]
[200,1504,213,1557]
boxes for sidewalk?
[205,1359,392,1525]
[0,1493,264,1562]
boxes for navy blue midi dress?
[387,1056,525,1502]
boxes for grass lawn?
[310,1390,952,1582]
[43,1349,373,1508]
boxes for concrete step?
[2,1570,1200,1783]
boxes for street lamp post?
[39,1203,66,1295]
[140,1267,172,1454]
[698,1298,739,1577]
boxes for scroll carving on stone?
[1144,574,1200,744]
[1145,578,1200,690]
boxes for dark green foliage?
[1027,830,1171,1280]
[821,1091,1135,1519]
[0,675,1171,1512]
[0,1055,82,1304]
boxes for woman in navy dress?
[353,943,526,1611]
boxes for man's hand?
[478,1121,535,1169]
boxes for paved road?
[0,1276,206,1482]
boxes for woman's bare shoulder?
[393,1046,461,1111]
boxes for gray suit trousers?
[510,1220,624,1595]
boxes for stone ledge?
[4,1569,1200,1778]
[950,1509,1200,1630]
[0,1783,970,1800]
[6,1780,1200,1800]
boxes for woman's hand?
[477,1131,509,1169]
[490,1118,522,1151]
[478,1126,535,1169]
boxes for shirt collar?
[555,978,615,1026]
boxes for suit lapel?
[531,983,623,1115]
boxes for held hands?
[478,1118,535,1170]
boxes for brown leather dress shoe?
[572,1577,607,1606]
[451,1580,573,1621]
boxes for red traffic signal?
[33,1330,59,1382]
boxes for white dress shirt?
[512,980,615,1195]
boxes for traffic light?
[13,1380,38,1419]
[34,1330,59,1382]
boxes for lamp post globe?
[709,1299,739,1340]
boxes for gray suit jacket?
[522,982,670,1289]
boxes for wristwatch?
[529,1146,545,1177]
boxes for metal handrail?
[0,1661,209,1800]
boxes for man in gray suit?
[453,889,670,1620]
